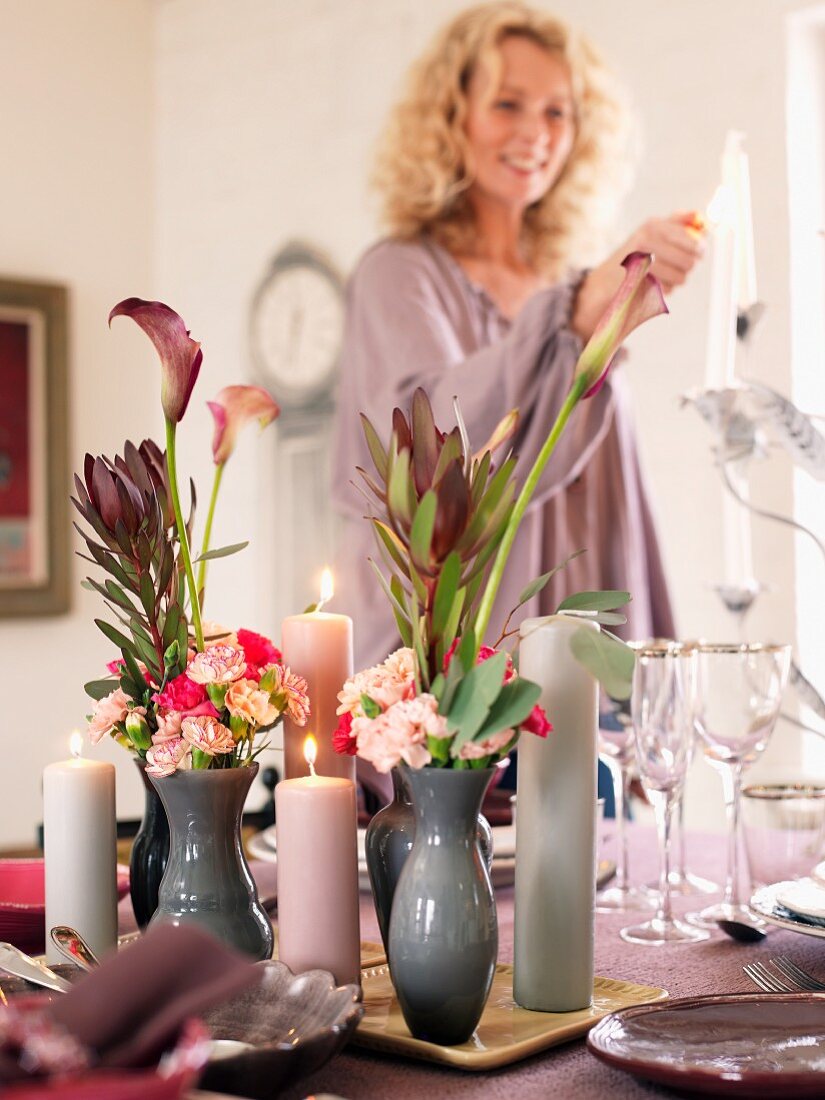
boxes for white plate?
[750,881,825,940]
[246,829,516,890]
[813,860,825,886]
[776,878,825,921]
[255,823,516,861]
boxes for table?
[119,824,825,1099]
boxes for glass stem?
[721,762,744,906]
[610,759,630,892]
[655,791,675,925]
[676,790,687,878]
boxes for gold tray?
[352,963,667,1070]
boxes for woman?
[332,2,703,674]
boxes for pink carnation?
[202,621,238,647]
[88,688,130,745]
[152,673,206,712]
[353,693,445,773]
[186,644,246,685]
[332,712,356,756]
[145,737,191,778]
[443,640,515,681]
[181,714,236,755]
[237,628,282,677]
[458,728,514,761]
[269,664,310,725]
[153,710,182,743]
[337,648,415,717]
[522,705,552,738]
[225,678,278,728]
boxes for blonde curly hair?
[373,2,632,278]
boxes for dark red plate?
[587,993,825,1097]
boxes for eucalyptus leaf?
[557,590,631,613]
[192,541,249,564]
[517,550,587,607]
[447,652,508,754]
[569,627,635,700]
[84,677,119,701]
[472,678,540,743]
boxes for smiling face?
[463,34,576,220]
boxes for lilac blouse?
[331,236,675,670]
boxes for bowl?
[199,960,363,1099]
[0,859,130,953]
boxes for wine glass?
[686,643,791,929]
[596,692,654,912]
[621,645,709,945]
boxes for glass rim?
[743,783,825,800]
[634,644,695,660]
[694,642,791,655]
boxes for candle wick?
[309,761,317,778]
[314,598,328,613]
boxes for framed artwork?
[0,278,69,616]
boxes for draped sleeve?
[331,237,616,518]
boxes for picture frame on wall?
[0,278,69,617]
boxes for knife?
[0,942,72,993]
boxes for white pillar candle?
[43,734,118,964]
[281,575,354,782]
[275,737,360,985]
[514,616,599,1012]
[704,182,738,391]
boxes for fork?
[743,957,825,993]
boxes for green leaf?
[473,678,541,743]
[360,413,389,481]
[372,520,411,579]
[389,575,413,647]
[409,490,437,572]
[557,590,631,613]
[94,618,136,655]
[122,647,147,691]
[162,603,181,650]
[164,640,180,671]
[437,585,465,668]
[387,447,413,526]
[192,541,249,564]
[360,694,381,719]
[139,572,156,620]
[84,677,118,701]
[470,450,492,510]
[368,558,411,628]
[431,430,463,487]
[431,551,461,639]
[517,549,587,606]
[446,652,508,755]
[456,455,516,553]
[427,733,450,764]
[457,627,476,674]
[569,627,635,700]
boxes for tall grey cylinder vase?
[388,765,497,1046]
[514,616,599,1011]
[148,763,273,960]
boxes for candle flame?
[304,734,318,777]
[316,567,334,611]
[706,184,736,230]
[70,732,83,759]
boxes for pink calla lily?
[109,298,202,423]
[207,385,280,465]
[574,252,668,399]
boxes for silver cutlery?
[0,942,71,993]
[49,926,100,972]
[743,956,825,993]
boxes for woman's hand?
[572,211,705,342]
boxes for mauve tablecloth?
[119,825,825,1099]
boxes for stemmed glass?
[621,645,710,945]
[596,693,653,912]
[687,643,791,929]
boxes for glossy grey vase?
[366,768,495,958]
[388,765,497,1046]
[130,758,170,929]
[148,763,273,960]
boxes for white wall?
[0,0,156,846]
[4,0,820,846]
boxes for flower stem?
[473,375,587,650]
[196,462,224,609]
[165,417,205,651]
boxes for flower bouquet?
[73,298,308,953]
[332,253,667,1043]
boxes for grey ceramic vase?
[148,763,273,960]
[366,768,495,958]
[130,758,170,929]
[388,765,497,1046]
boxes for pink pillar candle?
[281,611,354,782]
[275,771,360,985]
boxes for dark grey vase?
[366,768,495,958]
[388,765,497,1046]
[130,758,170,929]
[148,763,273,960]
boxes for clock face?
[251,252,344,405]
